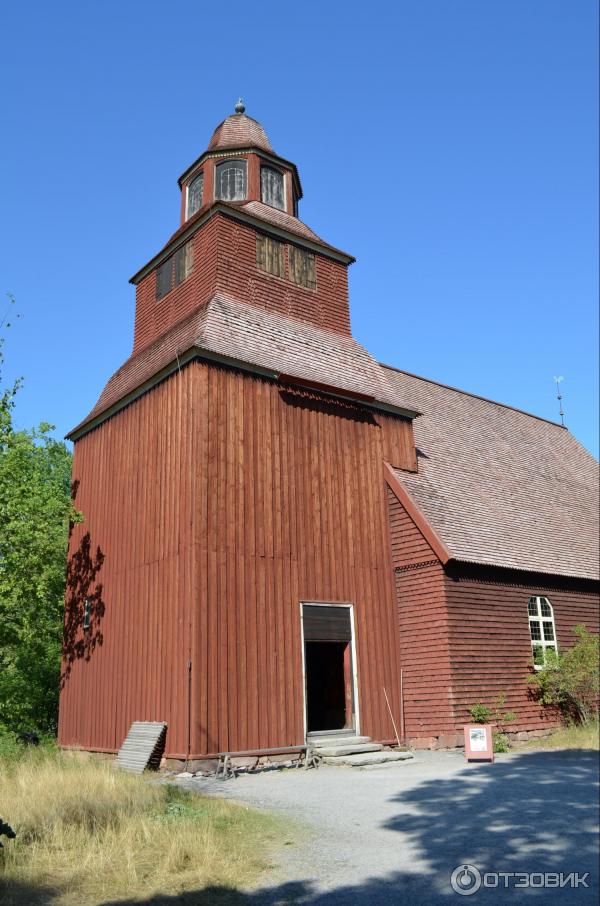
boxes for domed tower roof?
[208,98,274,153]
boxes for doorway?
[305,641,352,732]
[301,604,357,735]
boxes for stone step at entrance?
[308,732,415,768]
[322,750,415,768]
[309,735,372,749]
[313,742,383,757]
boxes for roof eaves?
[67,347,279,441]
[69,346,419,442]
[129,203,354,284]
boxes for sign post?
[464,724,494,763]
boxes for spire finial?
[235,97,245,114]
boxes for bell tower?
[129,101,355,355]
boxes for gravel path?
[174,748,599,905]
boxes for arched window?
[261,166,285,210]
[187,172,203,218]
[528,596,557,668]
[215,159,247,201]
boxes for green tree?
[528,625,599,725]
[0,298,80,732]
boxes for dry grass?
[0,749,283,905]
[516,719,599,751]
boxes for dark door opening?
[305,641,353,732]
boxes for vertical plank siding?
[59,361,414,757]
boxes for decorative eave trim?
[129,203,354,285]
[178,147,303,198]
[68,352,418,442]
[278,372,375,403]
[383,460,452,565]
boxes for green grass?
[0,738,286,905]
[516,720,599,751]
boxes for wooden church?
[58,102,599,762]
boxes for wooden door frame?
[299,602,360,740]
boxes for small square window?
[156,260,173,300]
[175,243,193,285]
[256,235,284,277]
[289,245,316,289]
[156,241,194,300]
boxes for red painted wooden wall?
[58,360,416,757]
[387,485,600,746]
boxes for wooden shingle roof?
[383,365,599,581]
[207,113,274,153]
[69,295,417,438]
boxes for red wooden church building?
[58,103,599,761]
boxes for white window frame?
[528,595,558,669]
[186,171,203,219]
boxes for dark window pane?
[528,599,538,616]
[187,173,203,218]
[261,166,285,210]
[529,621,541,641]
[540,600,552,618]
[215,160,247,201]
[543,621,555,641]
[156,259,173,300]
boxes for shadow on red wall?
[61,481,106,687]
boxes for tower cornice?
[178,147,303,199]
[129,201,354,285]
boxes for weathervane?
[553,376,565,427]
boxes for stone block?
[410,737,437,750]
[438,733,462,749]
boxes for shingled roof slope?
[382,365,599,581]
[208,113,273,153]
[70,295,415,435]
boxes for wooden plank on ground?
[116,721,167,773]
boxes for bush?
[528,625,599,724]
[469,693,517,728]
[492,731,511,753]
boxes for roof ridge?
[380,361,565,429]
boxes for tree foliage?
[0,299,80,731]
[528,625,599,725]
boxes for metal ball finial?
[235,97,245,114]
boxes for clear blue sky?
[1,0,598,456]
